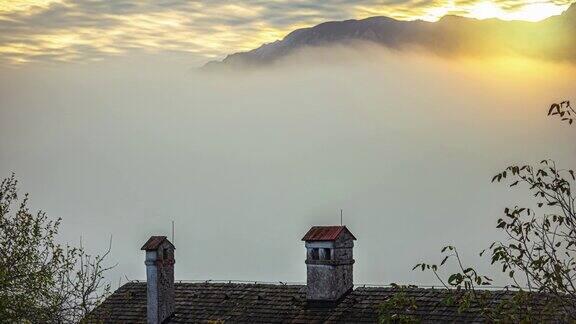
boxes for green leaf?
[440,256,449,266]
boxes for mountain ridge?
[205,4,576,69]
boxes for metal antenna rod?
[340,209,343,226]
[172,220,175,244]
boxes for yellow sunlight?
[467,1,569,22]
[0,0,61,14]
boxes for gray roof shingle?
[87,282,569,323]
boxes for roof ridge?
[301,225,357,241]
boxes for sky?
[0,0,575,66]
[0,1,576,288]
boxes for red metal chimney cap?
[141,236,175,250]
[301,226,356,241]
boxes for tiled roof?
[86,282,567,323]
[301,226,356,241]
[140,236,173,251]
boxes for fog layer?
[1,48,575,287]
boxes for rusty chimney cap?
[141,236,175,250]
[301,226,356,241]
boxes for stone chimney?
[141,236,175,324]
[301,226,356,306]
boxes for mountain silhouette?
[205,4,576,69]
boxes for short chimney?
[301,226,356,306]
[141,236,175,324]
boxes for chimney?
[301,226,356,306]
[141,236,175,324]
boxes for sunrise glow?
[0,0,574,65]
[468,2,505,20]
[466,1,569,22]
[0,0,61,13]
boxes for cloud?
[1,44,575,286]
[0,0,574,66]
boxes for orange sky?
[0,0,574,66]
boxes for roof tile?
[301,226,356,241]
[86,283,570,323]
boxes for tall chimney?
[141,236,175,324]
[301,226,356,306]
